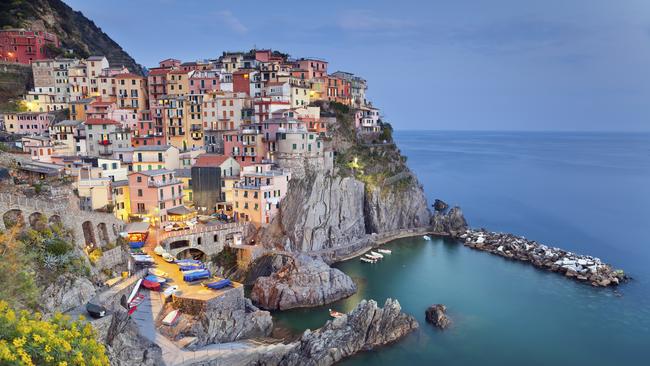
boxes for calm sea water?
[273,131,650,365]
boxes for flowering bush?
[0,301,109,366]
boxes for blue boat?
[204,279,232,290]
[175,259,202,265]
[178,264,205,272]
[129,241,145,249]
[144,274,166,283]
[183,269,210,282]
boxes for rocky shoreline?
[461,229,628,287]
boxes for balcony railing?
[98,139,112,146]
[148,179,181,188]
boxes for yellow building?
[174,168,194,207]
[116,73,148,112]
[112,180,131,222]
[289,77,311,108]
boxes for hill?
[0,0,143,74]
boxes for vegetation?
[0,221,89,310]
[0,301,110,366]
[211,247,238,274]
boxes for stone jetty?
[461,229,627,287]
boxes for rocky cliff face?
[0,0,142,74]
[431,205,468,236]
[271,298,418,366]
[251,254,356,310]
[364,173,431,234]
[41,274,96,314]
[159,298,273,347]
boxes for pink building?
[128,169,184,223]
[222,129,268,165]
[0,28,59,64]
[4,112,55,135]
[253,97,290,123]
[85,98,117,119]
[296,58,328,79]
[189,70,220,94]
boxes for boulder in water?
[425,304,451,329]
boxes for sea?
[272,131,650,365]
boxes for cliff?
[0,0,143,74]
[260,102,431,254]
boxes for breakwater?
[461,229,627,287]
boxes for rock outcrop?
[92,309,163,366]
[425,304,451,329]
[275,298,418,366]
[41,274,96,314]
[431,206,467,236]
[251,254,356,310]
[462,229,629,287]
[160,298,273,348]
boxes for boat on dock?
[377,249,392,254]
[370,251,384,258]
[329,309,345,318]
[360,257,376,263]
[423,235,432,241]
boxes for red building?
[233,69,255,96]
[0,28,60,64]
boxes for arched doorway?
[176,248,206,261]
[3,209,25,229]
[48,214,62,227]
[28,212,47,231]
[82,221,96,246]
[97,223,110,246]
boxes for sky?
[63,0,650,131]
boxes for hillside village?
[1,44,386,231]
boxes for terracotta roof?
[168,69,188,75]
[90,100,114,106]
[148,68,170,76]
[194,154,231,167]
[84,118,121,126]
[115,73,144,79]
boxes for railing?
[148,179,181,188]
[160,222,247,242]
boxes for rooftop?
[194,154,232,167]
[133,145,174,152]
[131,169,172,177]
[84,118,121,126]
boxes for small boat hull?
[377,249,391,254]
[370,251,384,258]
[162,309,180,326]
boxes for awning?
[125,222,150,234]
[167,206,194,216]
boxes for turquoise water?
[272,131,650,365]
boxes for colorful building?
[232,164,291,227]
[0,28,60,64]
[3,112,55,135]
[128,169,185,224]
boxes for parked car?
[175,222,189,231]
[163,224,175,232]
[186,219,197,229]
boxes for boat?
[144,274,166,283]
[365,253,381,260]
[329,309,344,318]
[132,254,154,263]
[142,279,161,291]
[128,294,145,308]
[377,249,392,254]
[360,257,376,263]
[162,309,180,326]
[178,263,205,272]
[423,235,432,241]
[127,279,143,304]
[163,285,179,297]
[86,302,107,319]
[183,269,211,282]
[148,268,167,277]
[204,279,232,290]
[175,258,202,265]
[370,251,384,258]
[153,245,165,256]
[162,253,175,262]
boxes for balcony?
[98,139,112,146]
[148,179,181,188]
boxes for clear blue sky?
[64,0,650,131]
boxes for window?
[137,176,142,182]
[213,234,218,242]
[137,189,143,197]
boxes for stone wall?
[0,192,125,248]
[160,222,249,257]
[170,285,245,316]
[94,246,126,271]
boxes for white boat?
[365,253,381,260]
[163,285,179,297]
[370,251,384,258]
[162,253,175,262]
[162,309,180,326]
[377,249,392,254]
[360,257,376,263]
[423,235,432,241]
[154,245,165,256]
[148,268,167,278]
[127,279,142,305]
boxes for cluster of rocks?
[251,254,357,310]
[462,229,628,287]
[269,298,418,366]
[430,199,468,236]
[425,304,451,330]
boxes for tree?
[0,301,110,366]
